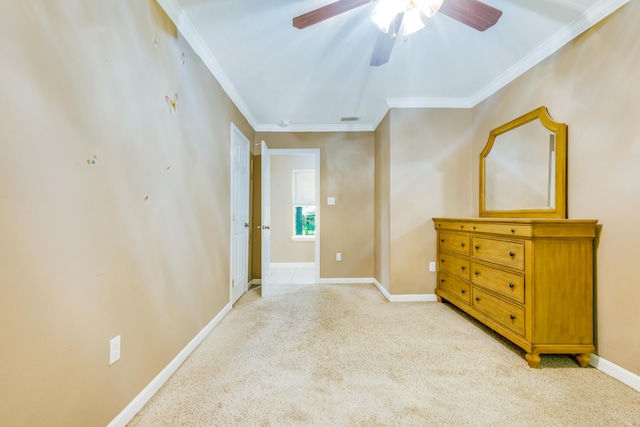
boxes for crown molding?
[255,123,376,133]
[370,102,393,130]
[468,0,630,105]
[155,0,259,129]
[386,97,475,109]
[157,0,628,133]
[387,0,629,111]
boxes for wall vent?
[340,116,360,122]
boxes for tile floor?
[269,263,316,285]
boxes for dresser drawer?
[439,252,470,280]
[439,232,470,256]
[468,222,532,237]
[438,273,471,305]
[471,261,524,304]
[472,237,525,270]
[434,221,472,232]
[472,288,525,336]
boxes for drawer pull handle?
[461,289,466,294]
[475,297,480,301]
[461,266,466,270]
[441,259,445,263]
[511,228,515,233]
[441,239,445,242]
[475,271,480,276]
[473,226,476,230]
[475,245,480,250]
[509,314,516,320]
[461,242,465,247]
[509,283,515,288]
[440,279,445,283]
[509,251,515,257]
[460,225,464,229]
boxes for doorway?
[262,148,320,291]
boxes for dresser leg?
[575,354,591,368]
[436,295,443,303]
[525,353,541,368]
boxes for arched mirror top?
[480,106,567,218]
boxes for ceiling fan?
[293,0,502,66]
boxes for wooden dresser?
[433,217,597,368]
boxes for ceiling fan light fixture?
[371,0,408,33]
[403,7,425,35]
[372,0,442,36]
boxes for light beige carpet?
[129,283,640,426]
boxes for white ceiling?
[158,0,627,131]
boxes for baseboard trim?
[370,278,438,302]
[254,276,436,303]
[387,293,438,302]
[372,278,391,300]
[107,302,233,427]
[270,262,315,268]
[317,277,377,285]
[590,354,640,392]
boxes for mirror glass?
[480,107,567,218]
[485,121,555,210]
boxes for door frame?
[267,148,321,283]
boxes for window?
[292,170,315,237]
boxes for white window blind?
[292,170,315,205]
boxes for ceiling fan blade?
[439,0,502,32]
[293,0,372,29]
[370,13,404,67]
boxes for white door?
[261,141,271,296]
[230,124,250,304]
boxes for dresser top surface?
[433,217,598,238]
[433,217,598,225]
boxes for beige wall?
[270,154,315,263]
[374,109,473,295]
[0,1,254,425]
[374,113,391,291]
[254,133,375,279]
[470,2,640,375]
[390,109,474,295]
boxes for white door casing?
[261,141,271,296]
[230,124,250,304]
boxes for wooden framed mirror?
[480,106,567,218]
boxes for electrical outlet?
[429,262,436,272]
[336,252,342,261]
[109,335,121,365]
